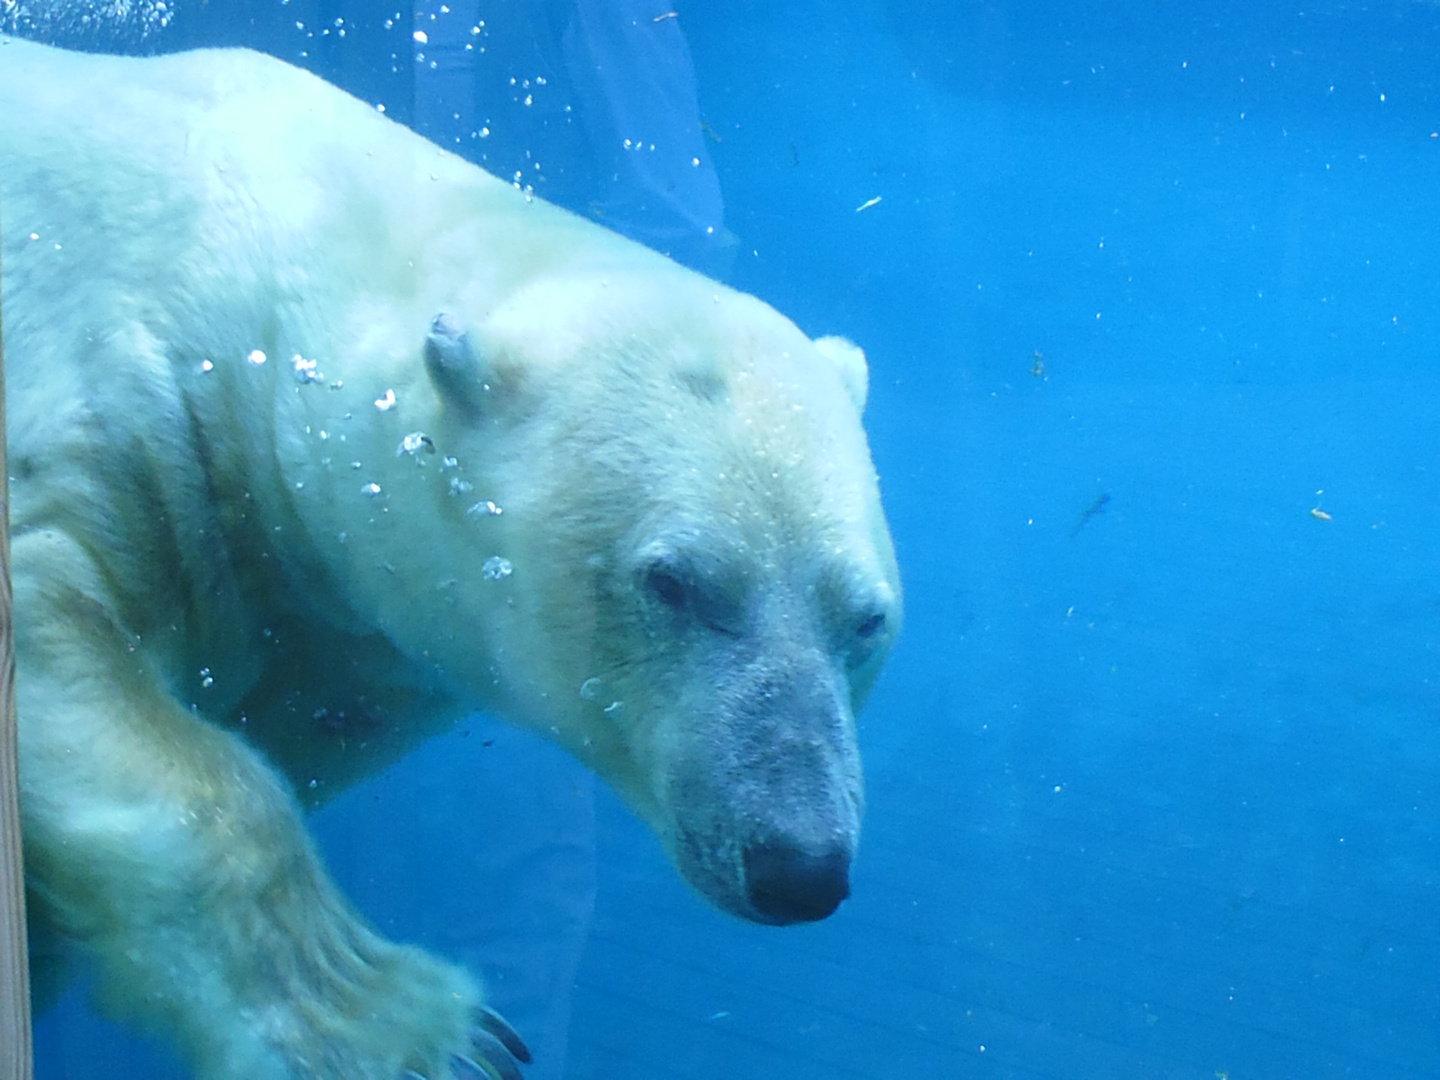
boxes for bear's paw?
[185,906,532,1080]
[270,940,531,1080]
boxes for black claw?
[473,1004,533,1065]
[451,1051,521,1080]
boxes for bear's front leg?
[14,531,528,1080]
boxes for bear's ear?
[813,335,869,413]
[424,312,499,417]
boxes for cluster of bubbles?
[0,0,174,44]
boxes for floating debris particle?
[247,349,267,366]
[468,500,503,517]
[374,388,397,411]
[449,477,474,496]
[199,667,214,689]
[1030,350,1045,377]
[482,555,513,580]
[361,482,382,497]
[580,677,604,700]
[855,195,882,213]
[1071,493,1110,537]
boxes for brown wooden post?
[0,228,33,1080]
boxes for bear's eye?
[855,611,886,640]
[839,599,892,668]
[645,563,689,611]
[642,553,745,635]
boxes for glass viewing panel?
[2,2,1437,1078]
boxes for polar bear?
[0,37,901,1080]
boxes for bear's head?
[384,266,900,925]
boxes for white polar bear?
[0,37,901,1080]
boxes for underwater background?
[16,0,1440,1076]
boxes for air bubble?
[292,354,323,384]
[398,431,436,456]
[247,349,267,366]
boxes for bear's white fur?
[0,38,901,1079]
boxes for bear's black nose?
[743,840,851,923]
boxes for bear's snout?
[661,644,865,925]
[743,838,852,924]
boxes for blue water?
[23,1,1440,1077]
